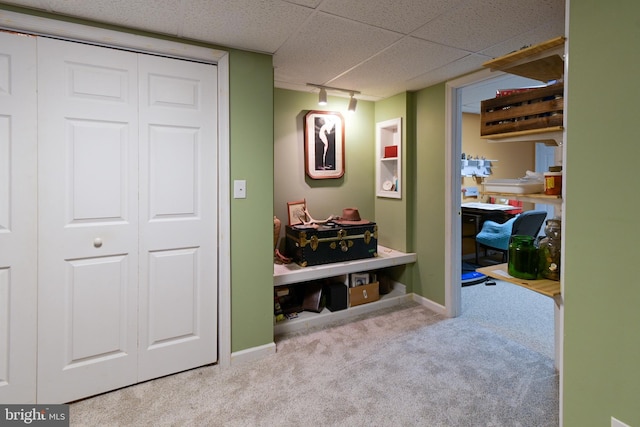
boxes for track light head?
[347,93,357,113]
[318,88,327,105]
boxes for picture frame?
[350,272,370,288]
[304,110,345,179]
[287,199,308,226]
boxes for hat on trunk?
[334,207,371,225]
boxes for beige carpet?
[69,287,558,426]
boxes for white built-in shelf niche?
[375,117,402,199]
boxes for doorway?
[445,69,557,356]
[445,69,563,404]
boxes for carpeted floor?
[69,282,558,426]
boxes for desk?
[461,203,514,264]
[476,263,560,298]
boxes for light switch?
[234,180,246,199]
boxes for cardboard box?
[384,145,398,158]
[349,282,380,307]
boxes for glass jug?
[508,235,538,280]
[538,218,561,281]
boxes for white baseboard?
[230,342,276,366]
[411,293,447,316]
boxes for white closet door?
[37,37,140,403]
[37,36,219,403]
[137,55,218,381]
[0,31,38,403]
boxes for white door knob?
[93,238,103,248]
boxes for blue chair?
[475,210,547,264]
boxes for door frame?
[0,9,232,368]
[445,67,565,421]
[444,67,500,317]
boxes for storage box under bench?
[349,282,380,307]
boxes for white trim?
[0,9,226,63]
[411,293,447,316]
[444,68,505,318]
[558,5,569,424]
[217,53,232,368]
[1,9,233,368]
[231,343,277,366]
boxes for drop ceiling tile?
[284,0,323,7]
[404,54,490,91]
[480,15,565,60]
[273,11,401,86]
[412,0,565,52]
[181,0,313,53]
[36,0,183,35]
[319,0,465,34]
[329,37,468,98]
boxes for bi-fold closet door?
[0,31,38,405]
[0,33,218,404]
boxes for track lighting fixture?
[307,83,361,113]
[318,87,327,105]
[347,93,357,113]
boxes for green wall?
[273,89,375,243]
[273,89,414,290]
[411,84,447,305]
[374,93,410,252]
[563,1,640,425]
[228,51,274,352]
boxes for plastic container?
[483,179,544,194]
[544,166,562,195]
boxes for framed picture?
[287,199,308,226]
[350,272,370,287]
[304,110,345,179]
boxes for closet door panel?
[138,54,218,381]
[37,37,140,404]
[0,31,38,404]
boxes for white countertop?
[273,245,417,286]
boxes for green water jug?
[508,235,538,280]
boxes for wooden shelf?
[481,127,563,145]
[481,191,562,205]
[476,263,560,298]
[481,37,565,143]
[482,36,565,81]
